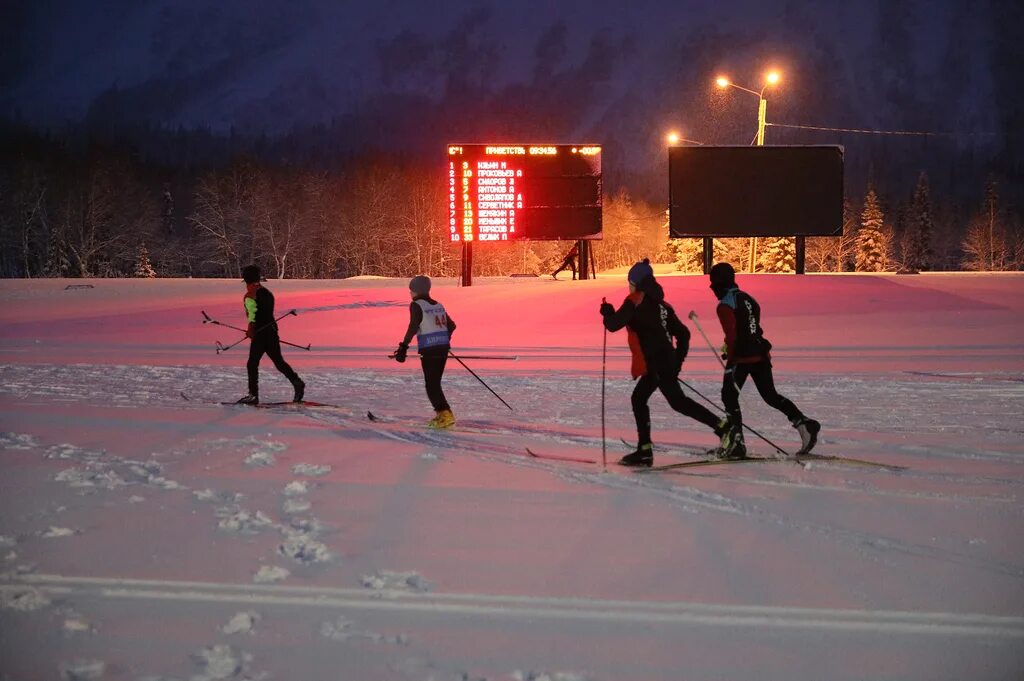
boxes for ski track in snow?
[2,363,1023,581]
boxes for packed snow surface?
[1,273,1023,680]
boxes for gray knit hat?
[409,275,431,296]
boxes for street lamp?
[715,70,780,146]
[666,131,704,146]
[715,70,782,270]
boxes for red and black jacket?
[715,286,772,365]
[603,278,689,379]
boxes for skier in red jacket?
[710,262,820,458]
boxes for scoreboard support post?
[702,237,713,274]
[578,240,591,280]
[461,241,473,287]
[795,236,806,274]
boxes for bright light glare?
[766,71,781,85]
[666,131,680,145]
[715,76,730,88]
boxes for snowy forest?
[0,125,1020,279]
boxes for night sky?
[2,0,1019,195]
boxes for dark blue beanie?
[627,258,654,285]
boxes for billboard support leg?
[461,240,473,287]
[702,237,713,274]
[795,236,805,274]
[578,240,588,280]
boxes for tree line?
[1,132,1021,279]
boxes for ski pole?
[601,297,608,470]
[448,351,513,411]
[387,354,518,361]
[215,310,306,354]
[677,377,791,456]
[687,310,742,395]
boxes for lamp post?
[716,71,781,272]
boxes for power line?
[765,122,995,138]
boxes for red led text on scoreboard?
[447,144,603,242]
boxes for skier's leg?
[748,360,804,423]
[421,353,451,412]
[246,337,266,398]
[265,334,304,400]
[569,258,577,280]
[749,360,819,453]
[657,375,723,430]
[721,364,751,429]
[630,374,659,446]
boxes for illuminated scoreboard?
[447,144,602,242]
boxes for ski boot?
[292,378,306,403]
[236,394,259,406]
[619,443,653,468]
[428,409,456,429]
[793,418,820,455]
[715,425,747,460]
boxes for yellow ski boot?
[427,409,456,429]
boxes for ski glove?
[394,342,409,363]
[599,301,615,317]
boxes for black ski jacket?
[602,277,689,378]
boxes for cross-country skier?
[601,259,731,467]
[393,275,458,429]
[709,262,820,458]
[552,241,580,280]
[236,265,304,405]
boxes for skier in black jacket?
[709,262,820,458]
[601,259,730,467]
[236,265,304,405]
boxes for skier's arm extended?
[601,297,637,332]
[401,302,423,346]
[716,303,738,365]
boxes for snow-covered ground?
[1,272,1023,681]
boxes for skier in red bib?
[394,275,458,428]
[709,262,820,458]
[601,259,731,467]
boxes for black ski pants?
[632,371,721,446]
[247,332,300,397]
[421,351,451,412]
[721,359,804,430]
[552,256,577,279]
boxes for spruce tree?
[134,242,157,278]
[905,172,933,271]
[758,236,795,273]
[857,187,887,272]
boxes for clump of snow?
[190,644,249,680]
[41,526,76,538]
[282,480,308,496]
[419,452,440,460]
[216,508,275,534]
[244,451,276,467]
[319,615,409,645]
[285,517,323,536]
[1,587,50,611]
[58,659,105,680]
[281,498,311,514]
[55,467,127,489]
[193,489,244,504]
[0,432,39,449]
[512,672,589,681]
[0,535,15,547]
[253,565,289,583]
[3,551,15,561]
[222,610,261,635]
[277,534,330,564]
[291,463,331,477]
[360,570,430,594]
[62,612,93,633]
[45,443,105,462]
[128,495,145,503]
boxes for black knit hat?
[709,262,736,287]
[242,265,262,284]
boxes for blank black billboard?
[669,146,843,238]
